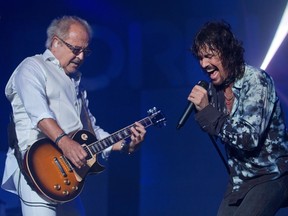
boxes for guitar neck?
[88,116,153,155]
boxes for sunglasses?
[57,37,91,56]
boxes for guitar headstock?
[147,107,166,128]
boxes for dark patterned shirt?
[195,64,288,204]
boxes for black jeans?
[217,175,288,216]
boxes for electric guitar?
[23,107,166,203]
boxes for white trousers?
[13,168,86,216]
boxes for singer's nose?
[200,57,209,69]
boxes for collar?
[43,49,60,65]
[233,64,247,90]
[42,49,82,81]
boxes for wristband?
[54,132,67,146]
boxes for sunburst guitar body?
[23,107,166,203]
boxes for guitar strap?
[79,86,96,136]
[7,114,35,189]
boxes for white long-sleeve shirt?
[2,49,111,193]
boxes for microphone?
[176,80,209,129]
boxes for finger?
[134,121,144,128]
[71,154,83,168]
[133,122,146,135]
[79,147,88,160]
[71,151,85,168]
[130,126,138,135]
[70,157,82,169]
[130,130,140,141]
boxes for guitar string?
[87,117,153,153]
[17,91,161,206]
[18,110,162,206]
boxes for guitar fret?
[116,133,123,140]
[103,140,109,147]
[104,142,109,148]
[119,131,125,138]
[99,142,105,149]
[110,135,117,143]
[139,120,146,127]
[108,137,114,144]
[91,145,97,154]
[123,129,130,137]
[95,145,101,152]
[141,118,151,127]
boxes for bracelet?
[54,132,67,146]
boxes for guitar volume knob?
[54,184,61,191]
[64,179,71,185]
[62,190,69,196]
[72,186,78,191]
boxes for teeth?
[207,69,216,73]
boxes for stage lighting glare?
[260,2,288,70]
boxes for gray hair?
[45,16,93,49]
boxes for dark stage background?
[0,0,288,215]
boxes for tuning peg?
[147,107,157,114]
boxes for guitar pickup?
[60,156,73,172]
[53,157,67,177]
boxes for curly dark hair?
[191,21,245,82]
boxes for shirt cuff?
[32,112,56,128]
[101,146,113,160]
[194,105,226,136]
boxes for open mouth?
[206,68,218,80]
[206,68,216,74]
[206,67,217,73]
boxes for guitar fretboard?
[87,117,153,154]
